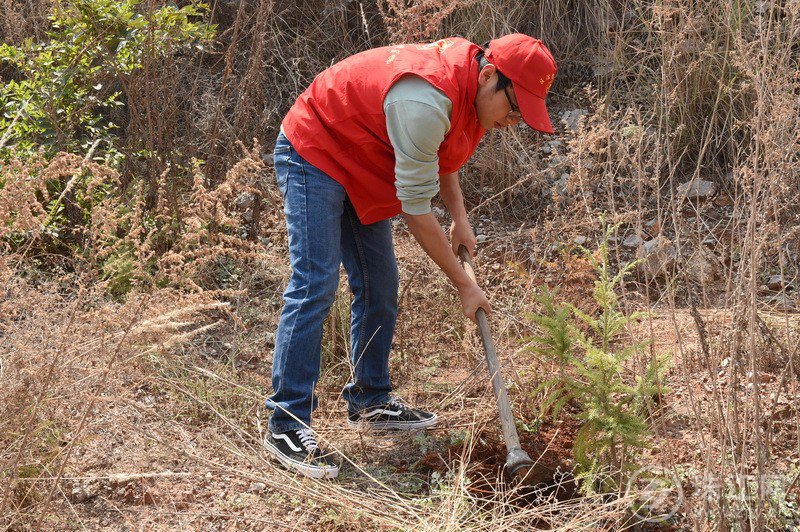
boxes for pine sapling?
[527,218,671,495]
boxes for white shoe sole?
[263,438,339,479]
[347,413,439,431]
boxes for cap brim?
[516,86,554,134]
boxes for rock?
[622,234,644,249]
[765,293,796,310]
[560,109,588,132]
[677,178,717,200]
[477,234,489,244]
[713,193,733,207]
[637,236,677,278]
[702,235,718,246]
[685,248,720,285]
[432,207,446,218]
[573,236,588,246]
[264,332,275,347]
[249,482,267,493]
[552,173,570,203]
[235,192,256,210]
[260,237,271,247]
[767,275,785,291]
[70,485,95,503]
[644,217,661,235]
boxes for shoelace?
[295,427,318,452]
[387,397,407,411]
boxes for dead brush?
[154,140,273,292]
[0,0,52,45]
[0,269,236,528]
[378,0,466,42]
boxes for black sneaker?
[347,397,438,430]
[263,427,339,479]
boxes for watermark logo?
[625,466,684,523]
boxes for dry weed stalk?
[379,0,468,42]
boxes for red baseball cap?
[485,34,557,134]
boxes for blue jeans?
[266,132,398,433]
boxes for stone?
[560,109,588,132]
[70,485,94,503]
[685,248,720,285]
[249,482,267,493]
[477,234,489,244]
[644,218,661,235]
[765,293,797,310]
[767,275,785,291]
[264,332,275,347]
[552,173,570,203]
[677,178,717,200]
[235,192,256,210]
[432,207,446,218]
[637,236,677,278]
[573,236,588,246]
[622,234,644,249]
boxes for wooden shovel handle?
[457,245,524,452]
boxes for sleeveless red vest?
[281,38,486,224]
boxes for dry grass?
[1,0,798,529]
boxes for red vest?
[281,38,486,224]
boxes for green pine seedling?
[526,217,671,495]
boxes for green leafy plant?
[0,0,215,159]
[527,219,671,495]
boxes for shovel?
[458,245,535,484]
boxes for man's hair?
[476,50,511,91]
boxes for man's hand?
[456,279,491,323]
[450,220,477,258]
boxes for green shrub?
[527,219,671,495]
[0,0,215,159]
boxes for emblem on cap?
[540,73,554,92]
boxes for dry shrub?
[0,155,50,243]
[1,141,275,295]
[155,141,274,292]
[379,0,467,42]
[0,0,52,45]
[0,268,234,527]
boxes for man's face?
[474,64,522,130]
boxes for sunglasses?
[503,85,522,121]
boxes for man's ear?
[477,63,496,86]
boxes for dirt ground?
[5,219,796,530]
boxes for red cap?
[485,34,557,134]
